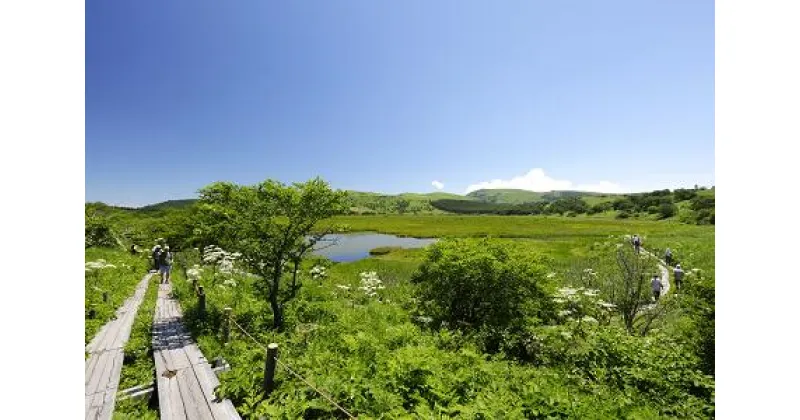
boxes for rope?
[228,318,356,419]
[275,358,356,419]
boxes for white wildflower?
[358,271,384,298]
[582,316,598,324]
[310,265,328,280]
[597,301,617,309]
[336,284,351,291]
[558,310,572,317]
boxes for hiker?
[673,264,684,291]
[633,235,641,254]
[651,274,663,302]
[151,245,162,272]
[664,248,673,266]
[159,245,173,284]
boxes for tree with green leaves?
[196,178,347,329]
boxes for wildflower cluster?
[358,271,385,298]
[186,264,204,282]
[202,245,241,275]
[553,286,614,325]
[85,259,117,271]
[309,265,328,281]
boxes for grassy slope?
[329,214,712,241]
[467,189,544,204]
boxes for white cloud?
[431,180,444,190]
[464,168,625,194]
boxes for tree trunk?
[290,260,299,299]
[269,265,284,330]
[270,295,284,330]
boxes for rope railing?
[228,317,356,419]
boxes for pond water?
[310,233,437,262]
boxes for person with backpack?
[159,245,173,284]
[664,248,673,266]
[673,264,684,291]
[633,235,641,254]
[151,245,162,273]
[651,274,663,302]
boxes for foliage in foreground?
[114,272,160,419]
[168,238,713,419]
[85,248,149,344]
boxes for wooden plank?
[192,362,231,420]
[85,394,93,416]
[93,351,116,397]
[86,390,104,420]
[167,374,188,420]
[97,388,118,420]
[184,343,206,366]
[86,351,109,396]
[169,347,192,371]
[177,367,214,420]
[104,349,124,394]
[151,282,241,419]
[155,352,174,420]
[85,353,100,386]
[218,400,242,420]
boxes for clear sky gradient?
[86,1,714,207]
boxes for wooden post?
[264,343,279,397]
[198,286,206,317]
[223,307,232,344]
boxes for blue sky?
[86,1,714,207]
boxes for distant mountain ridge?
[102,187,711,211]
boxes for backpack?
[159,251,172,266]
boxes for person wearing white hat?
[151,245,162,273]
[673,264,685,291]
[158,245,173,284]
[651,274,663,302]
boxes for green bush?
[411,238,556,352]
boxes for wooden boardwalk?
[85,274,153,420]
[153,283,240,420]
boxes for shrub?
[411,239,556,351]
[658,202,677,219]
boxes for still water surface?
[310,233,437,262]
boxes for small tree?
[609,245,662,334]
[197,178,347,329]
[395,198,410,214]
[658,202,677,219]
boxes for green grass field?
[330,214,712,240]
